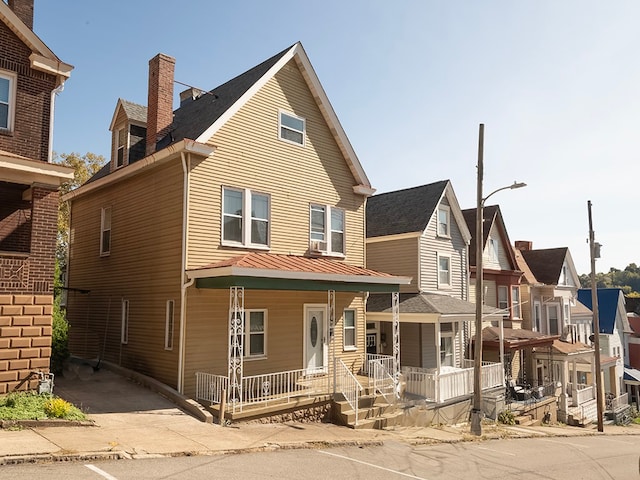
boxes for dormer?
[108,99,147,172]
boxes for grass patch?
[0,392,86,421]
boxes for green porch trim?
[194,275,400,293]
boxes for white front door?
[304,306,326,372]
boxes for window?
[343,309,356,350]
[488,238,499,262]
[0,71,16,131]
[511,286,521,318]
[100,207,112,256]
[440,333,454,367]
[222,187,269,247]
[547,304,559,335]
[279,111,305,145]
[437,254,451,287]
[246,310,266,357]
[165,300,175,350]
[121,299,129,344]
[498,286,508,310]
[309,204,345,255]
[534,302,542,332]
[116,128,127,168]
[560,265,568,285]
[563,302,570,324]
[437,206,450,237]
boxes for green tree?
[51,260,68,374]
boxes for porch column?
[228,286,245,412]
[571,358,578,407]
[392,291,400,393]
[328,289,335,394]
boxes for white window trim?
[437,253,452,288]
[278,109,305,146]
[511,286,521,319]
[100,206,111,256]
[244,309,267,360]
[488,237,499,262]
[121,299,129,344]
[165,300,175,350]
[439,330,455,368]
[497,285,509,310]
[309,204,345,257]
[546,303,560,335]
[437,205,451,238]
[221,186,270,249]
[115,126,128,168]
[534,301,542,332]
[343,309,357,352]
[0,70,17,132]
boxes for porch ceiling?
[188,252,410,292]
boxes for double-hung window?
[534,302,542,332]
[309,204,345,255]
[244,310,266,358]
[279,111,305,145]
[343,309,356,350]
[437,206,450,237]
[222,187,269,247]
[440,333,454,367]
[511,286,521,318]
[116,127,127,168]
[497,286,509,310]
[100,207,112,256]
[0,71,16,131]
[547,304,559,335]
[437,254,451,287]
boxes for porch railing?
[403,361,503,403]
[607,392,629,411]
[195,367,328,412]
[335,358,364,426]
[568,383,595,407]
[363,354,397,377]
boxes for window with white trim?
[279,111,305,145]
[534,302,542,332]
[309,204,345,255]
[0,71,16,131]
[100,207,112,256]
[246,310,266,357]
[165,300,174,350]
[498,286,508,310]
[116,127,127,168]
[437,206,450,237]
[511,286,521,318]
[121,299,129,344]
[222,187,269,247]
[437,254,451,287]
[440,332,454,367]
[488,238,498,262]
[547,304,559,335]
[343,309,356,350]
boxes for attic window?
[279,111,305,146]
[116,128,126,168]
[437,206,450,238]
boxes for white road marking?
[85,464,119,480]
[319,450,428,479]
[475,446,517,456]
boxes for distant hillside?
[578,263,640,296]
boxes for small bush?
[498,410,516,425]
[44,398,72,418]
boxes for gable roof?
[577,288,627,335]
[0,2,72,83]
[87,42,372,195]
[462,204,518,269]
[109,99,147,131]
[366,180,470,242]
[520,247,569,285]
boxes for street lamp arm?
[482,181,527,206]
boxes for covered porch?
[185,253,409,420]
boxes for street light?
[470,124,526,437]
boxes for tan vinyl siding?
[420,198,468,299]
[66,159,184,388]
[421,323,437,368]
[188,60,365,269]
[366,236,418,292]
[399,323,421,367]
[483,223,512,271]
[182,290,364,397]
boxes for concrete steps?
[333,393,402,429]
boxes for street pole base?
[470,408,483,436]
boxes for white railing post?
[392,291,400,396]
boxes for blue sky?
[33,0,640,275]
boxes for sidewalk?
[0,365,638,464]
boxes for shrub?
[498,410,516,425]
[44,397,72,418]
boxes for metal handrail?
[335,358,364,426]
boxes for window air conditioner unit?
[309,240,326,253]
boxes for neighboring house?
[365,180,503,405]
[624,313,640,406]
[0,0,73,393]
[577,288,630,400]
[62,43,408,420]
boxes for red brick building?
[0,0,73,393]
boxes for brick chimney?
[515,240,533,251]
[8,0,34,30]
[146,53,175,156]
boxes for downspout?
[178,152,192,393]
[48,82,65,162]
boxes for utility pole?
[588,200,604,432]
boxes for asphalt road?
[2,436,639,479]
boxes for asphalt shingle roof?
[520,247,568,285]
[367,292,500,316]
[366,180,449,238]
[120,99,147,124]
